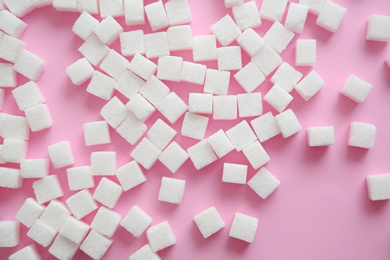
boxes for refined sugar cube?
[1,114,29,140]
[129,53,157,81]
[78,34,110,66]
[299,0,326,15]
[0,167,22,189]
[126,93,156,122]
[80,230,113,259]
[340,74,372,103]
[211,14,241,46]
[188,93,212,114]
[99,49,129,80]
[99,0,124,18]
[116,114,147,145]
[251,44,283,76]
[263,84,293,113]
[223,163,247,184]
[213,95,237,120]
[48,234,78,260]
[285,3,309,34]
[124,0,145,26]
[181,112,209,140]
[139,76,170,107]
[39,200,70,232]
[157,92,188,124]
[217,46,242,71]
[115,70,145,99]
[207,129,234,158]
[193,207,225,238]
[237,28,265,57]
[48,141,74,169]
[32,175,63,204]
[86,71,116,100]
[366,14,390,41]
[66,189,98,219]
[67,166,94,191]
[16,198,45,228]
[116,161,146,191]
[27,219,56,247]
[295,70,325,101]
[316,1,347,32]
[144,32,170,59]
[263,21,294,54]
[275,109,302,138]
[226,120,257,151]
[131,138,162,170]
[59,216,89,245]
[204,69,230,95]
[270,62,303,92]
[0,221,19,247]
[147,221,176,252]
[232,2,261,31]
[72,11,99,40]
[120,205,152,238]
[237,92,263,118]
[348,122,376,149]
[248,167,280,199]
[8,244,41,260]
[145,1,169,31]
[66,58,94,86]
[120,30,145,56]
[93,16,123,45]
[180,61,207,85]
[159,142,189,173]
[0,34,26,63]
[0,63,16,87]
[52,0,78,12]
[307,126,335,147]
[192,35,217,62]
[13,50,45,81]
[2,138,28,163]
[157,55,183,82]
[296,39,316,66]
[83,121,111,146]
[91,207,121,238]
[158,177,186,204]
[78,0,99,14]
[225,0,243,8]
[167,25,193,51]
[251,112,281,142]
[129,244,161,260]
[93,177,123,208]
[234,62,266,93]
[243,140,271,169]
[259,0,287,22]
[367,174,390,201]
[187,140,218,170]
[229,212,258,243]
[3,0,35,16]
[25,104,53,132]
[165,0,192,26]
[100,96,129,129]
[147,119,177,150]
[0,10,27,37]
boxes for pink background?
[1,0,390,259]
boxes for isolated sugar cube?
[147,119,177,150]
[129,53,157,81]
[1,138,28,163]
[0,10,27,37]
[120,205,152,238]
[67,166,94,191]
[307,126,335,147]
[295,70,325,101]
[66,58,94,86]
[144,32,170,59]
[181,112,209,140]
[193,207,225,238]
[83,121,111,146]
[366,14,390,41]
[237,92,263,118]
[59,216,89,245]
[285,3,309,34]
[100,96,129,129]
[139,76,170,107]
[340,74,372,103]
[232,1,261,31]
[16,198,45,228]
[157,55,183,82]
[229,212,258,243]
[126,93,156,122]
[80,230,113,259]
[8,244,41,260]
[116,114,147,145]
[188,93,213,114]
[158,177,186,204]
[145,1,169,31]
[78,0,99,14]
[13,50,45,81]
[192,35,218,62]
[93,177,123,208]
[99,0,124,17]
[0,63,16,87]
[1,114,30,140]
[52,0,78,12]
[296,39,316,66]
[299,0,326,15]
[0,167,22,189]
[263,21,294,54]
[251,44,283,76]
[217,46,242,71]
[157,92,188,124]
[223,163,247,184]
[120,30,145,56]
[213,95,238,120]
[159,142,189,173]
[32,175,63,204]
[316,1,347,32]
[27,219,56,247]
[259,0,287,22]
[263,84,293,113]
[167,25,192,51]
[72,11,99,40]
[25,104,53,132]
[0,34,26,63]
[275,109,302,138]
[187,140,218,170]
[147,221,176,252]
[248,167,280,199]
[124,0,145,25]
[66,189,98,219]
[48,141,74,169]
[86,71,116,100]
[99,49,129,79]
[226,120,257,151]
[204,69,230,95]
[91,206,121,238]
[78,34,110,66]
[93,16,123,45]
[211,14,241,46]
[207,130,234,158]
[115,70,145,99]
[234,62,266,93]
[0,221,19,247]
[348,122,376,149]
[237,28,265,57]
[129,244,161,260]
[48,234,78,260]
[367,174,390,201]
[243,140,271,169]
[270,62,303,92]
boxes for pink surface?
[1,0,390,259]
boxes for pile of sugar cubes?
[0,0,390,258]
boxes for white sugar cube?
[204,69,230,95]
[263,84,293,113]
[67,166,94,191]
[295,39,316,66]
[207,129,234,158]
[263,21,294,54]
[232,2,261,31]
[0,167,22,188]
[91,151,116,176]
[120,205,152,238]
[167,25,192,51]
[147,221,176,252]
[2,138,28,163]
[93,16,123,45]
[99,49,129,79]
[78,34,110,66]
[25,103,53,132]
[226,120,257,151]
[27,219,56,247]
[213,95,237,120]
[225,0,243,8]
[1,114,29,140]
[66,58,94,86]
[124,0,145,25]
[129,53,157,80]
[366,14,390,41]
[157,92,187,124]
[86,71,116,100]
[237,92,263,118]
[80,230,113,259]
[72,11,99,40]
[13,50,45,81]
[217,46,242,71]
[285,3,309,34]
[270,62,303,92]
[181,62,206,85]
[307,126,335,147]
[188,93,212,114]
[165,0,192,26]
[147,119,177,150]
[192,35,217,62]
[32,175,63,204]
[48,234,78,260]
[187,140,218,170]
[181,112,209,140]
[237,28,265,57]
[248,167,280,199]
[16,198,44,228]
[9,244,41,260]
[145,1,169,31]
[211,14,241,46]
[298,0,326,15]
[126,93,156,122]
[83,121,111,146]
[99,0,124,18]
[159,142,189,173]
[243,140,270,169]
[139,76,170,107]
[158,177,186,204]
[234,62,266,93]
[39,200,70,232]
[223,163,247,184]
[157,55,183,82]
[0,63,16,87]
[144,32,170,59]
[348,122,376,149]
[115,161,146,191]
[251,112,281,142]
[251,44,283,76]
[100,96,129,129]
[115,70,145,99]
[91,207,121,238]
[66,189,98,219]
[120,30,145,56]
[275,109,302,138]
[131,138,162,170]
[340,74,372,103]
[52,0,77,12]
[0,221,19,247]
[0,10,27,37]
[116,113,147,145]
[193,207,225,238]
[316,1,347,33]
[367,174,390,201]
[59,216,89,245]
[295,70,325,101]
[0,34,26,63]
[229,212,258,243]
[47,141,74,169]
[259,0,287,22]
[78,0,99,14]
[129,244,160,260]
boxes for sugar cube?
[93,177,123,208]
[86,71,116,100]
[99,49,129,79]
[139,76,170,107]
[145,1,169,31]
[157,92,188,124]
[234,62,266,93]
[307,126,335,147]
[121,205,152,238]
[223,163,247,184]
[124,0,145,25]
[207,129,234,158]
[99,0,124,18]
[167,25,192,51]
[237,28,265,57]
[187,140,218,170]
[39,200,70,232]
[129,53,157,81]
[3,0,35,16]
[66,58,94,86]
[66,189,98,219]
[147,221,176,252]
[2,138,28,163]
[52,0,77,12]
[188,93,213,114]
[193,207,225,238]
[295,70,325,101]
[366,14,390,41]
[263,84,293,113]
[0,34,26,63]
[204,69,230,95]
[59,216,89,245]
[217,46,242,71]
[126,93,156,122]
[316,1,347,32]
[115,70,145,99]
[120,30,145,56]
[32,175,63,204]
[158,177,186,204]
[27,219,56,247]
[237,92,263,118]
[80,230,113,259]
[248,167,280,199]
[8,244,41,260]
[181,62,207,86]
[340,74,372,103]
[0,10,27,37]
[13,50,45,81]
[144,32,170,59]
[93,16,123,45]
[0,221,19,247]
[270,62,303,92]
[157,55,183,82]
[129,244,161,260]
[72,11,99,40]
[100,96,129,129]
[115,161,146,191]
[251,112,281,142]
[226,120,257,151]
[295,39,316,66]
[91,207,121,238]
[1,114,29,140]
[47,141,74,169]
[165,0,192,26]
[285,3,309,34]
[263,21,294,54]
[259,0,287,22]
[348,122,376,149]
[25,104,53,132]
[0,63,16,87]
[159,142,189,173]
[90,151,116,176]
[225,0,243,8]
[192,35,217,62]
[298,0,326,15]
[83,121,111,146]
[232,2,261,31]
[251,44,283,76]
[78,0,99,14]
[116,113,147,145]
[67,166,94,191]
[367,174,390,201]
[275,109,302,138]
[131,138,162,170]
[181,112,209,140]
[213,95,237,120]
[16,198,45,228]
[147,119,177,150]
[242,140,270,169]
[48,234,78,260]
[78,34,110,66]
[229,212,258,243]
[0,167,22,189]
[211,14,241,46]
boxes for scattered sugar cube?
[316,1,347,32]
[296,39,316,66]
[5,0,35,16]
[52,0,77,12]
[187,140,218,170]
[0,221,19,247]
[115,70,145,99]
[158,177,186,204]
[0,63,16,87]
[251,112,281,142]
[120,205,152,238]
[8,244,41,260]
[2,138,28,163]
[126,93,156,122]
[0,167,22,188]
[207,129,234,158]
[204,69,230,95]
[78,34,110,66]
[86,71,116,100]
[131,138,162,170]
[348,122,376,149]
[67,166,94,191]
[182,112,209,140]
[83,121,111,146]
[147,221,176,252]
[32,175,63,204]
[91,151,116,176]
[144,32,170,59]
[48,234,78,260]
[299,0,326,15]
[157,55,183,82]
[66,189,98,219]
[234,62,266,93]
[229,212,258,243]
[263,84,293,113]
[129,244,161,260]
[259,0,287,22]
[275,109,302,138]
[263,21,294,54]
[0,34,26,63]
[91,207,121,238]
[147,119,177,150]
[47,141,74,169]
[99,49,129,79]
[237,28,265,57]
[115,161,146,191]
[232,1,261,31]
[366,14,390,41]
[180,61,206,85]
[243,140,271,169]
[237,92,263,118]
[217,46,242,71]
[129,53,157,81]
[94,16,123,45]
[99,0,124,18]
[188,93,213,114]
[251,44,283,76]
[16,198,45,228]
[193,207,225,238]
[165,0,192,26]
[80,230,113,259]
[270,62,303,92]
[223,163,247,184]
[25,104,53,132]
[248,167,280,199]
[211,14,241,46]
[159,141,189,173]
[78,0,99,14]
[367,174,390,201]
[167,25,192,51]
[157,92,188,124]
[285,3,309,34]
[213,95,238,120]
[340,74,372,103]
[120,30,145,56]
[39,200,70,232]
[116,114,147,145]
[27,219,56,247]
[192,35,217,62]
[72,11,99,40]
[0,10,27,37]
[100,96,129,129]
[1,114,30,140]
[13,50,45,81]
[139,75,170,107]
[66,58,94,86]
[124,0,145,25]
[295,70,325,101]
[226,120,257,151]
[59,216,89,245]
[225,0,243,8]
[308,126,335,147]
[145,1,169,31]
